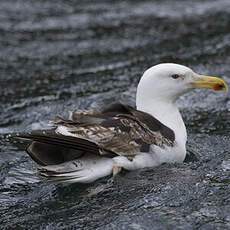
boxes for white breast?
[137,99,187,165]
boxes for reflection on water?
[0,0,230,229]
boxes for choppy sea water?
[0,0,230,229]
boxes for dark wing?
[18,103,175,165]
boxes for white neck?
[136,95,187,146]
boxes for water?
[0,0,230,229]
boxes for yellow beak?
[192,75,228,92]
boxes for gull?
[18,63,228,183]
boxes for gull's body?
[18,63,227,183]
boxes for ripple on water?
[0,0,230,229]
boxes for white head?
[136,63,227,108]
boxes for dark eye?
[171,74,180,79]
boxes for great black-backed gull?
[18,63,228,183]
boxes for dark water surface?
[0,0,230,229]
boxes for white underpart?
[40,155,114,183]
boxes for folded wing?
[18,103,175,166]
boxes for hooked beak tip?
[192,75,228,92]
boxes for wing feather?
[53,103,175,158]
[17,103,175,165]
